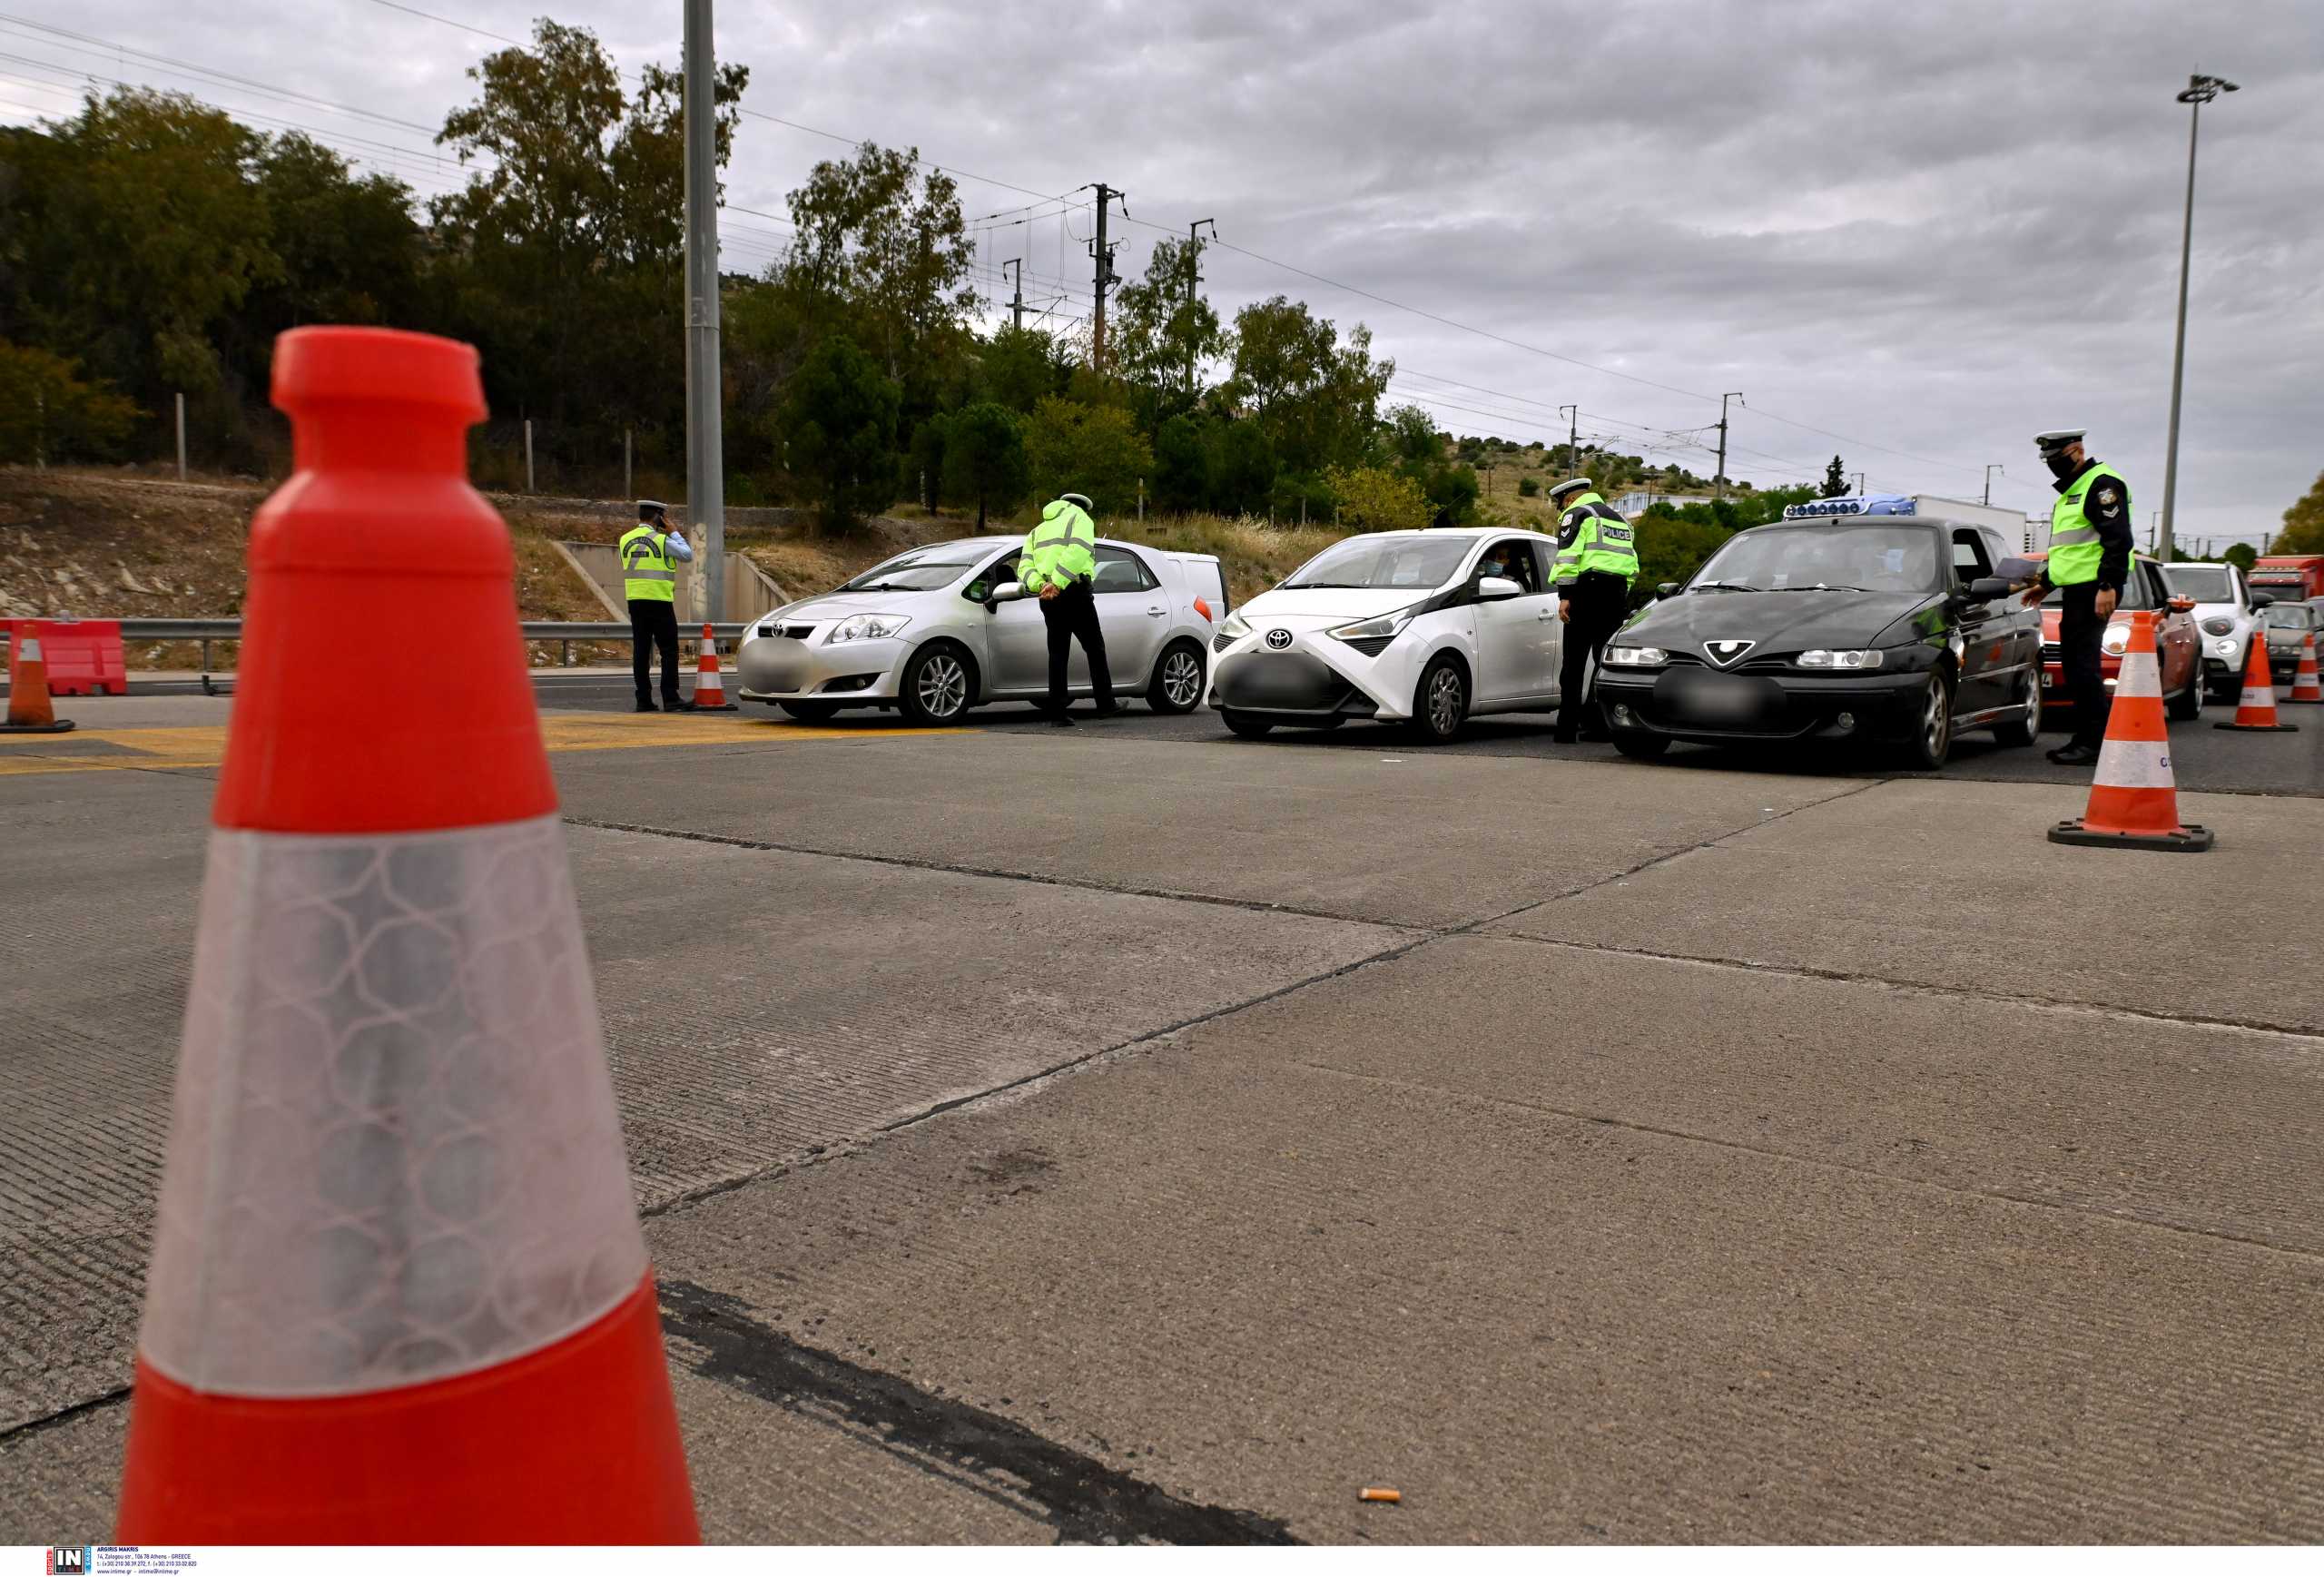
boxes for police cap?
[636,498,668,520]
[1059,492,1093,511]
[2033,429,2085,456]
[1547,477,1593,502]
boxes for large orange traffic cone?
[2288,631,2322,705]
[2049,610,2211,852]
[2,621,75,734]
[114,328,698,1543]
[691,622,736,710]
[2213,630,2297,732]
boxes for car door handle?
[1146,606,1166,616]
[1537,609,1558,621]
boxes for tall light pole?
[2160,71,2237,565]
[683,0,725,623]
[1984,464,2003,507]
[1715,392,1743,499]
[1185,218,1216,398]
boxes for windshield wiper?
[1284,581,1380,590]
[1773,584,1874,593]
[1692,580,1762,593]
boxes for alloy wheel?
[1162,649,1202,708]
[1428,666,1463,735]
[918,653,968,718]
[1924,676,1951,759]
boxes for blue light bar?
[1781,494,1918,519]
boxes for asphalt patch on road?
[658,1278,1300,1546]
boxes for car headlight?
[1795,648,1886,669]
[2201,617,2235,637]
[1603,645,1668,667]
[2212,637,2239,655]
[1218,611,1252,642]
[825,614,911,644]
[2101,624,2131,655]
[1327,604,1421,643]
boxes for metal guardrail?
[113,617,755,669]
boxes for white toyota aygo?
[1207,527,1571,742]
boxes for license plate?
[1659,669,1779,727]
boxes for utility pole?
[1984,463,2003,507]
[1716,392,1744,499]
[1089,183,1123,371]
[174,392,187,482]
[2161,73,2236,564]
[1854,471,1866,496]
[1558,404,1578,472]
[1002,258,1023,330]
[683,0,726,621]
[1186,218,1216,398]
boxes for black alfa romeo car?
[1594,510,2043,770]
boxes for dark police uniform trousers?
[629,597,683,708]
[1039,579,1115,714]
[1554,569,1630,740]
[2056,582,2112,750]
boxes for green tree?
[1821,455,1847,498]
[907,415,949,510]
[1518,475,1541,498]
[1381,404,1443,470]
[1222,296,1392,475]
[0,340,138,464]
[1153,413,1212,512]
[2272,470,2324,555]
[980,325,1068,412]
[781,335,900,533]
[1209,419,1277,516]
[940,401,1029,529]
[1328,466,1431,531]
[1110,235,1225,431]
[785,143,975,391]
[2223,541,2258,574]
[1024,397,1152,517]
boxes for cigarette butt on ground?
[1358,1486,1402,1503]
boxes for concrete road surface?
[1,692,2318,1543]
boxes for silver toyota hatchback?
[736,535,1227,724]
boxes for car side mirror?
[2167,596,2196,613]
[1656,582,1679,599]
[2251,592,2275,609]
[988,581,1027,607]
[1964,577,2014,602]
[1475,575,1522,601]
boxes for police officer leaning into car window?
[2020,430,2133,765]
[1546,477,1640,744]
[1020,491,1118,727]
[620,499,696,714]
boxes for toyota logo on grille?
[1265,628,1294,650]
[1706,639,1756,665]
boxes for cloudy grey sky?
[5,1,2319,539]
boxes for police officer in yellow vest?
[1020,491,1116,726]
[1546,477,1640,744]
[2020,430,2133,765]
[621,500,696,713]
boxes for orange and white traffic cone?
[114,328,698,1543]
[2049,610,2212,852]
[2213,630,2298,732]
[2287,631,2322,705]
[2,621,75,734]
[691,622,736,711]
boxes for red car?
[2032,551,2204,720]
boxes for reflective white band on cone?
[2091,738,2177,789]
[2112,645,2160,698]
[141,813,645,1397]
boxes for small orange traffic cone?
[3,621,76,734]
[114,328,698,1543]
[2287,631,2322,705]
[2049,610,2212,853]
[691,622,736,710]
[2213,630,2297,732]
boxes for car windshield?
[835,547,991,593]
[2262,604,2312,628]
[2168,567,2233,602]
[1689,524,1941,595]
[1282,536,1476,591]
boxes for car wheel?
[778,700,841,724]
[1611,730,1671,760]
[1896,668,1955,770]
[1221,709,1275,739]
[2167,661,2203,721]
[1408,654,1469,744]
[1991,664,2041,748]
[1146,638,1206,715]
[898,643,975,726]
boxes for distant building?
[1615,490,1713,518]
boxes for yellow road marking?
[0,712,946,777]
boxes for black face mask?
[2044,451,2080,481]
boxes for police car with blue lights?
[1592,494,2044,769]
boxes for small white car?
[736,536,1225,724]
[2163,560,2268,702]
[1207,528,1569,742]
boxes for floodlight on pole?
[2159,71,2237,565]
